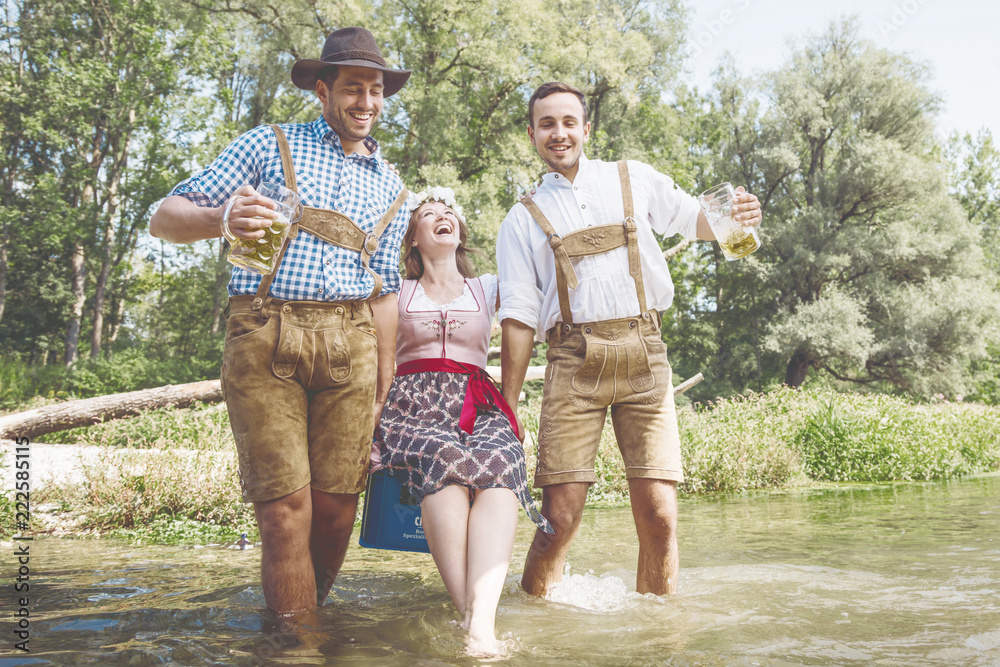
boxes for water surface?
[4,474,999,666]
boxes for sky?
[680,0,999,142]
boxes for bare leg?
[464,488,519,655]
[254,484,316,614]
[421,485,472,612]
[520,482,589,597]
[310,489,360,604]
[629,478,679,594]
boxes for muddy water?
[5,474,999,666]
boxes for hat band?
[324,49,387,67]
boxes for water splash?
[545,569,648,613]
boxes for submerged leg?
[254,484,316,614]
[421,485,472,612]
[310,489,360,604]
[629,478,679,595]
[520,482,589,597]
[464,487,519,655]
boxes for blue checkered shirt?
[170,116,407,300]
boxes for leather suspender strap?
[251,124,297,310]
[251,124,408,307]
[272,124,297,192]
[520,195,576,326]
[360,188,407,299]
[618,160,648,316]
[519,161,650,327]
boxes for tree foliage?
[682,19,1000,399]
[2,7,998,404]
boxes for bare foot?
[466,632,501,658]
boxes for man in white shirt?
[497,81,762,596]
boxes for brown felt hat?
[291,27,410,96]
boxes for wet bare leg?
[464,488,519,655]
[520,482,589,597]
[254,484,316,613]
[421,485,472,613]
[629,478,678,594]
[310,489,360,604]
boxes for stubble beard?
[542,146,581,175]
[329,107,380,145]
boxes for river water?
[4,474,999,666]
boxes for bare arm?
[501,318,535,440]
[149,186,277,244]
[369,291,398,426]
[695,209,715,241]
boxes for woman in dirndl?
[373,187,552,656]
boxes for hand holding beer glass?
[222,182,303,275]
[698,182,761,260]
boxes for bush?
[797,393,1000,482]
[678,388,807,493]
[38,447,255,535]
[0,343,223,411]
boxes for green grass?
[796,393,1000,482]
[12,387,1000,543]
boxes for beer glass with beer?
[222,182,303,275]
[697,182,761,261]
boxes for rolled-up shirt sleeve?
[496,205,544,330]
[640,161,701,240]
[169,126,271,206]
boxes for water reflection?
[7,474,999,665]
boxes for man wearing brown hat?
[150,27,411,614]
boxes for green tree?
[947,129,1000,272]
[1,0,219,365]
[702,19,999,397]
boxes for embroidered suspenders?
[248,124,408,310]
[519,161,648,326]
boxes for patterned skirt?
[375,370,553,533]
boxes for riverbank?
[3,387,998,543]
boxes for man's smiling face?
[318,65,384,150]
[528,92,591,180]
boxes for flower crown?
[406,186,465,222]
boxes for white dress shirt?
[497,155,701,337]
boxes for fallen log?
[1,367,700,442]
[0,380,224,441]
[673,372,704,395]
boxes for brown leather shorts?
[221,295,378,502]
[535,314,684,487]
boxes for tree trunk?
[90,123,129,358]
[90,219,114,358]
[209,239,230,335]
[65,243,87,366]
[0,222,8,324]
[785,349,812,387]
[108,289,124,345]
[0,379,225,440]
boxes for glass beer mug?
[222,182,303,275]
[697,182,761,261]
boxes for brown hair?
[401,202,477,280]
[528,81,588,128]
[319,66,340,87]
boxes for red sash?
[395,359,519,438]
